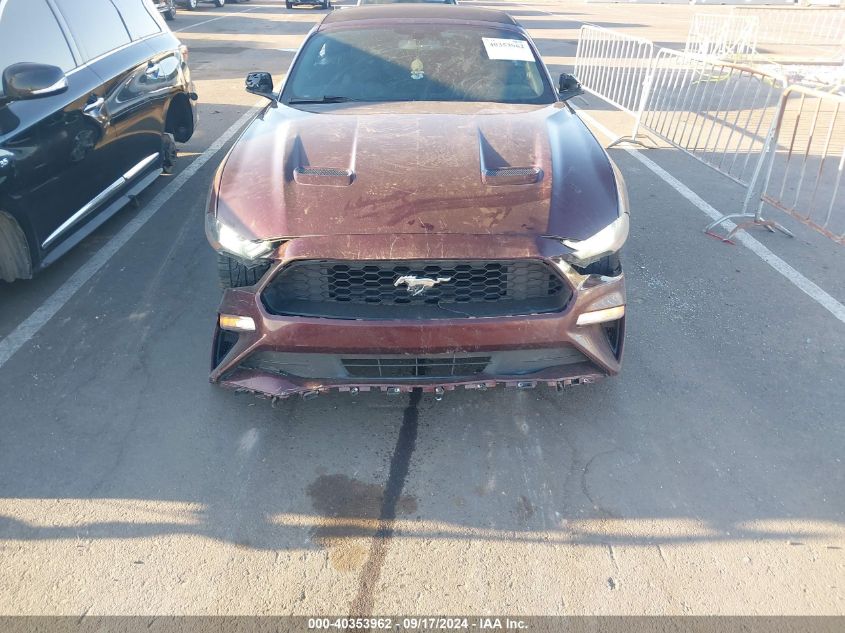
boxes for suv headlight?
[206,215,275,261]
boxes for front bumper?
[210,234,625,399]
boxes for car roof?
[321,5,519,28]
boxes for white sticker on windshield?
[482,37,535,62]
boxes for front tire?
[164,8,176,20]
[184,0,198,9]
[213,0,225,6]
[217,253,270,289]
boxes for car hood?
[215,101,619,242]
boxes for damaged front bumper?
[209,235,625,400]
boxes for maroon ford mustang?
[205,6,629,400]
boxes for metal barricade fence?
[625,48,786,188]
[730,7,845,47]
[574,25,654,140]
[710,85,845,243]
[685,13,759,61]
[573,26,843,243]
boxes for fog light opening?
[219,314,256,332]
[576,305,625,326]
[212,328,240,370]
[603,317,625,360]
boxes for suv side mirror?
[245,72,276,106]
[2,63,68,104]
[558,73,583,101]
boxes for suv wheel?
[164,2,176,20]
[213,0,225,6]
[161,133,177,174]
[184,0,198,9]
[217,253,270,289]
[0,211,32,282]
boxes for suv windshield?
[282,25,555,105]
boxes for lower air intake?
[342,356,491,379]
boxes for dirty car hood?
[216,101,618,242]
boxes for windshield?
[282,25,555,105]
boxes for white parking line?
[0,104,262,370]
[173,6,259,33]
[576,109,845,325]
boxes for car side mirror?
[1,63,68,104]
[558,72,583,101]
[245,72,277,107]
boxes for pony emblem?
[394,275,451,296]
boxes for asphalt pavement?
[0,0,843,617]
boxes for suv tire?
[161,133,177,174]
[213,0,225,6]
[217,253,270,289]
[184,0,198,9]
[0,211,32,282]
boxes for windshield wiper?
[287,95,360,104]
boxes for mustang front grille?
[261,259,571,319]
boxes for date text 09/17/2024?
[307,618,529,630]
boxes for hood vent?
[294,167,354,187]
[482,166,543,186]
[478,130,542,186]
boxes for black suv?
[0,0,197,282]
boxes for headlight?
[206,215,275,261]
[561,212,629,266]
[559,162,629,266]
